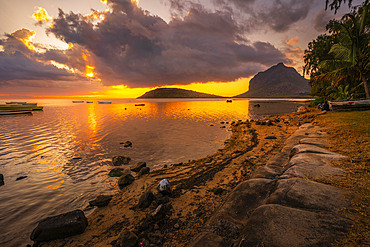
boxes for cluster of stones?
[189,123,353,247]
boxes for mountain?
[235,63,310,98]
[137,88,223,98]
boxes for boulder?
[207,179,275,226]
[250,166,283,179]
[299,137,328,146]
[118,174,135,187]
[157,179,172,195]
[155,193,169,205]
[130,162,147,172]
[290,144,346,159]
[137,167,150,177]
[235,204,352,247]
[187,232,225,247]
[30,210,88,242]
[108,168,130,177]
[112,156,131,166]
[0,174,3,186]
[266,179,352,213]
[283,164,345,179]
[89,195,112,208]
[117,230,138,247]
[122,141,132,148]
[138,191,154,209]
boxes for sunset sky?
[0,0,361,99]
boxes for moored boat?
[72,101,84,103]
[0,103,43,111]
[135,104,145,106]
[98,101,112,104]
[0,109,33,115]
[329,99,370,111]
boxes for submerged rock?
[118,174,135,187]
[89,195,112,208]
[157,179,172,195]
[121,141,132,147]
[16,176,27,181]
[112,156,131,166]
[30,210,88,242]
[138,191,154,209]
[108,168,130,177]
[130,162,146,173]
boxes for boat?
[329,99,370,111]
[0,109,33,115]
[6,102,38,106]
[86,101,93,103]
[72,101,84,103]
[226,100,232,103]
[135,104,145,106]
[0,103,43,111]
[98,101,112,104]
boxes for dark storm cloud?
[313,9,335,32]
[0,29,82,87]
[45,0,288,88]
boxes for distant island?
[137,63,311,99]
[137,88,224,98]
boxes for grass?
[313,110,370,246]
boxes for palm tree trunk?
[361,73,370,99]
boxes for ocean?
[0,98,305,246]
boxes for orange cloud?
[287,36,299,45]
[32,7,51,23]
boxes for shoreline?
[37,107,315,247]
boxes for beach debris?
[151,204,167,220]
[157,179,172,195]
[155,193,169,205]
[108,167,130,177]
[112,156,131,166]
[117,230,138,247]
[137,167,150,177]
[118,174,135,187]
[138,191,154,209]
[120,141,132,147]
[0,174,4,186]
[89,195,112,208]
[265,136,277,140]
[30,210,88,242]
[130,162,147,172]
[16,176,27,181]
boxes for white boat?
[329,99,370,111]
[0,109,33,115]
[6,102,37,106]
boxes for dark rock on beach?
[152,204,167,221]
[155,193,170,205]
[157,179,172,196]
[112,156,131,166]
[118,174,135,187]
[109,167,130,177]
[16,176,27,181]
[137,167,150,177]
[30,210,88,242]
[89,195,113,208]
[117,230,138,247]
[130,162,147,172]
[138,191,154,209]
[121,141,132,147]
[0,174,4,186]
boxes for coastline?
[37,107,316,247]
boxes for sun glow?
[13,29,36,51]
[86,65,95,78]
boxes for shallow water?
[0,98,305,246]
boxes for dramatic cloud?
[44,0,289,88]
[313,9,335,32]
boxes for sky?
[0,0,362,99]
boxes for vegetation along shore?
[26,106,369,247]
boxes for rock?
[290,144,346,159]
[0,174,4,186]
[174,223,180,229]
[89,195,112,208]
[108,168,130,177]
[235,204,352,247]
[30,210,88,242]
[157,179,172,195]
[250,165,283,179]
[117,230,138,247]
[118,174,135,187]
[265,136,277,139]
[152,204,167,221]
[283,163,345,179]
[138,191,154,209]
[208,179,275,227]
[16,176,27,181]
[299,138,328,146]
[137,167,150,177]
[130,162,147,172]
[266,120,274,126]
[212,188,223,195]
[148,231,163,244]
[112,156,131,166]
[187,232,225,247]
[266,178,352,213]
[155,193,169,205]
[122,141,132,147]
[208,219,240,240]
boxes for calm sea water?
[0,98,305,246]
